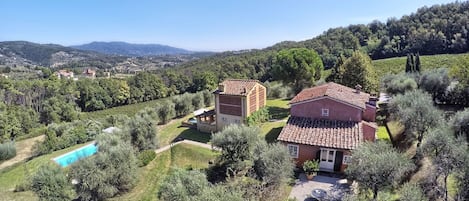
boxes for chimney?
[218,84,225,92]
[355,84,362,93]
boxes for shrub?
[302,160,319,175]
[138,150,156,167]
[0,141,16,161]
[246,107,270,126]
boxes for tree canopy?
[272,48,323,93]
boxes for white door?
[319,149,336,171]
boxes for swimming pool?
[53,143,98,167]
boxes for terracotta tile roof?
[277,116,363,150]
[214,79,263,96]
[290,82,370,109]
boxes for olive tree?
[158,169,209,201]
[419,68,451,102]
[174,93,193,117]
[31,164,74,201]
[211,125,262,175]
[398,182,427,201]
[156,101,176,124]
[389,89,443,148]
[450,108,469,141]
[381,73,417,95]
[422,127,467,201]
[346,141,414,200]
[124,117,158,152]
[253,143,294,187]
[70,134,138,201]
[201,90,214,107]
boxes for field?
[372,53,469,78]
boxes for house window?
[343,155,352,164]
[234,119,240,124]
[221,117,227,122]
[321,108,329,117]
[287,144,299,158]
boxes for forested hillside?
[170,1,469,82]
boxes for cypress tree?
[405,54,412,73]
[410,53,416,72]
[415,53,421,73]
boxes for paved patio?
[289,173,350,201]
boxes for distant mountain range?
[0,41,210,69]
[71,41,198,56]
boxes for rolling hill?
[0,41,207,70]
[0,41,126,68]
[71,41,196,56]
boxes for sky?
[0,0,457,51]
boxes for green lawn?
[0,142,94,201]
[258,98,290,143]
[111,143,218,201]
[377,126,391,141]
[157,115,212,147]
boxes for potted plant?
[303,160,319,180]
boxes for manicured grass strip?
[377,126,391,141]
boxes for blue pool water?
[53,143,98,167]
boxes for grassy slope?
[111,143,219,201]
[372,53,469,78]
